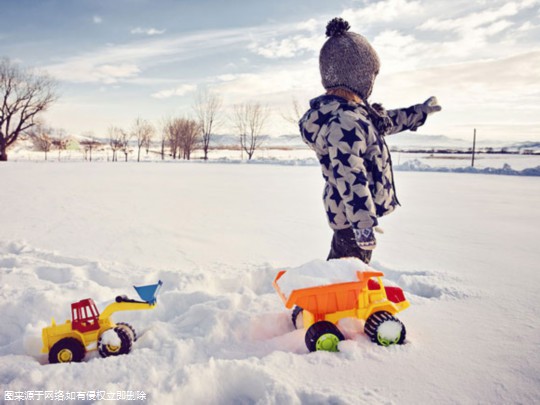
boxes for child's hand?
[354,228,377,250]
[418,96,442,115]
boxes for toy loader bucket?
[134,280,163,304]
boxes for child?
[299,18,441,264]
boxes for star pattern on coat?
[298,95,427,231]
[352,171,368,186]
[326,207,337,224]
[355,117,370,134]
[372,169,385,187]
[329,189,342,205]
[302,128,315,144]
[320,154,331,170]
[350,193,369,215]
[313,111,334,128]
[332,165,344,180]
[343,181,351,197]
[334,149,352,168]
[340,128,359,149]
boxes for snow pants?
[327,228,372,264]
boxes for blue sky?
[1,0,539,141]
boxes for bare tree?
[108,126,122,162]
[118,128,132,162]
[131,117,154,162]
[178,118,201,160]
[28,122,53,160]
[233,102,269,160]
[52,129,69,160]
[193,89,222,160]
[163,117,200,160]
[159,118,169,160]
[80,132,101,162]
[142,124,154,156]
[281,97,303,126]
[164,118,180,159]
[0,58,57,161]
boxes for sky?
[1,0,539,142]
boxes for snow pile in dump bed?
[276,258,370,299]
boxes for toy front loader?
[42,280,162,364]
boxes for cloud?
[342,0,423,25]
[131,27,166,36]
[93,15,103,24]
[419,2,520,32]
[211,59,320,101]
[95,63,140,84]
[151,84,196,99]
[249,34,321,59]
[372,30,427,73]
[46,60,140,84]
[44,27,256,84]
[373,51,540,138]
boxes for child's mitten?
[416,96,442,115]
[354,228,377,250]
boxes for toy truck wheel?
[305,321,344,352]
[49,338,85,364]
[98,327,133,358]
[365,311,406,346]
[116,322,138,342]
[291,306,303,329]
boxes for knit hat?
[319,18,380,100]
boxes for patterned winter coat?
[299,95,427,231]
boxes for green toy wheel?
[98,327,133,358]
[305,321,344,352]
[364,311,406,346]
[49,338,85,364]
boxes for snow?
[1,162,539,404]
[276,258,370,299]
[99,329,121,347]
[375,320,402,342]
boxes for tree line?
[1,57,279,163]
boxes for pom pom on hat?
[325,18,350,37]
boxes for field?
[0,161,539,404]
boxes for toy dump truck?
[42,281,162,364]
[274,269,409,352]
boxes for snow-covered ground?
[1,162,539,404]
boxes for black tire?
[98,327,133,358]
[364,311,406,346]
[305,321,345,352]
[49,338,85,364]
[291,306,303,329]
[116,322,138,342]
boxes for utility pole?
[471,128,476,167]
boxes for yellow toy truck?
[42,281,162,364]
[274,269,409,351]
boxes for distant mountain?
[211,134,306,148]
[210,133,540,152]
[385,133,469,149]
[510,141,540,150]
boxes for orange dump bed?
[273,270,384,314]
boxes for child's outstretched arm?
[386,96,441,135]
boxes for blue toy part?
[133,280,163,304]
